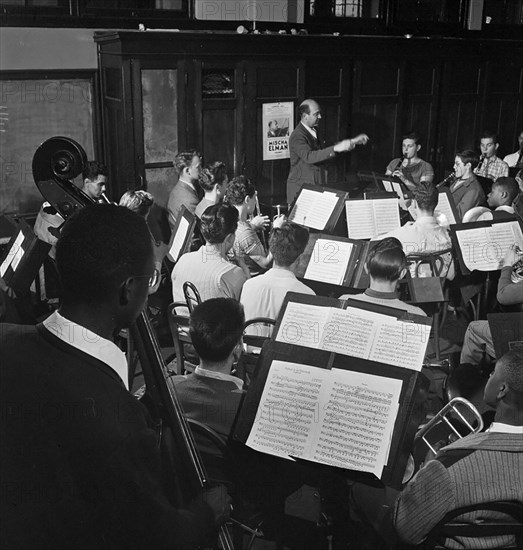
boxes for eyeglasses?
[132,268,160,288]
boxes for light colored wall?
[0,27,98,71]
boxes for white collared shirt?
[194,365,244,391]
[43,310,129,390]
[488,422,523,434]
[301,121,318,140]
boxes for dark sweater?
[0,323,214,550]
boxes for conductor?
[286,98,369,203]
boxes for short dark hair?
[190,298,245,362]
[200,203,238,244]
[500,350,523,393]
[403,131,422,146]
[413,181,438,213]
[119,190,154,217]
[456,149,480,170]
[174,150,200,174]
[269,222,309,266]
[366,237,407,282]
[224,175,256,206]
[492,177,519,204]
[55,204,152,304]
[480,130,499,143]
[199,162,227,192]
[82,161,108,181]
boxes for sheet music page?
[435,192,456,225]
[456,222,523,271]
[312,369,402,476]
[391,181,404,200]
[305,191,339,230]
[381,179,393,193]
[9,232,26,272]
[346,201,376,239]
[0,231,24,277]
[276,301,333,349]
[288,189,317,226]
[369,316,431,371]
[168,216,190,261]
[304,238,353,285]
[245,360,330,460]
[319,307,377,359]
[373,199,401,236]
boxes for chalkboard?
[0,76,95,215]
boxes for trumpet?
[414,397,484,455]
[436,171,456,188]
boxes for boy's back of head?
[269,222,309,267]
[366,237,407,282]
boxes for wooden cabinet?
[95,31,523,205]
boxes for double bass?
[32,136,234,549]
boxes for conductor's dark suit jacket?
[286,122,336,203]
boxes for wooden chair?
[424,501,523,550]
[182,280,202,313]
[237,317,276,388]
[167,301,195,375]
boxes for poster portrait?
[262,102,293,161]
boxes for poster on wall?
[262,102,293,161]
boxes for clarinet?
[436,171,456,189]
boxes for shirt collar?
[43,310,129,390]
[364,288,398,299]
[194,365,244,391]
[178,177,196,192]
[488,422,523,434]
[301,121,317,139]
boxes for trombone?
[414,397,484,455]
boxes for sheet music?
[168,215,190,261]
[313,369,401,476]
[369,316,432,371]
[289,190,339,230]
[373,199,401,236]
[288,189,316,226]
[456,221,523,271]
[0,231,23,277]
[435,191,457,225]
[304,238,353,285]
[276,301,333,348]
[7,232,26,273]
[246,360,402,477]
[381,179,393,193]
[246,361,326,460]
[346,199,400,239]
[276,302,429,371]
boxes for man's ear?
[497,381,509,401]
[416,144,421,153]
[495,142,499,152]
[119,278,132,306]
[363,263,369,275]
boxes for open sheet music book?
[245,360,402,477]
[168,206,196,262]
[275,296,431,371]
[288,185,347,232]
[435,188,459,226]
[375,174,411,200]
[294,233,371,289]
[345,197,400,239]
[451,219,523,273]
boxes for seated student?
[350,349,523,549]
[119,189,169,294]
[240,222,315,334]
[224,175,285,276]
[474,130,510,182]
[194,161,229,220]
[173,298,245,440]
[460,244,523,366]
[374,182,455,280]
[171,203,247,305]
[449,149,486,218]
[483,176,519,219]
[340,238,426,316]
[0,204,229,549]
[385,131,434,189]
